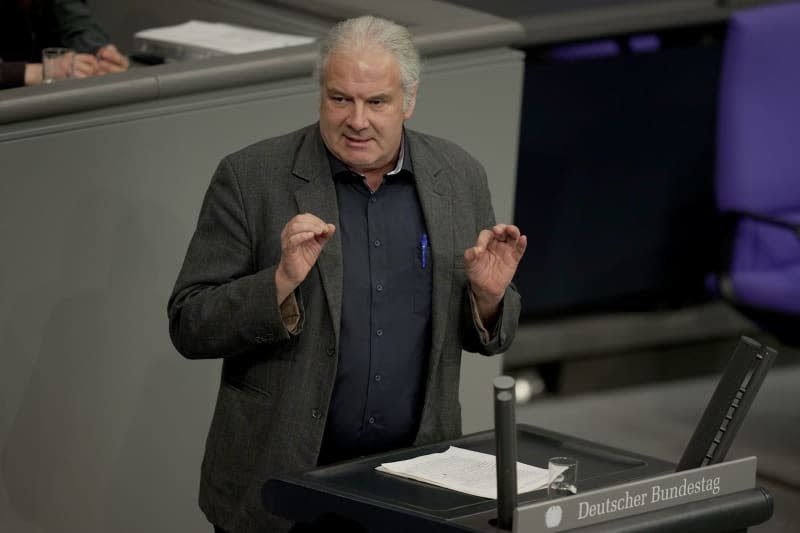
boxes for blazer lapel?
[408,132,454,371]
[291,125,343,345]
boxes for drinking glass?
[42,47,75,84]
[548,456,578,498]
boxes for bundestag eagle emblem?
[545,504,563,528]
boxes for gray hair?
[315,16,421,111]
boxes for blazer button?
[326,346,335,356]
[311,408,321,419]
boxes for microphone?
[494,375,518,531]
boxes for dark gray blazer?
[168,124,521,532]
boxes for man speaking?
[168,15,526,533]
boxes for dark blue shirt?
[319,135,433,464]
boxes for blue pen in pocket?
[420,233,429,269]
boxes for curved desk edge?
[0,46,315,125]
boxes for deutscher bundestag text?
[578,476,721,520]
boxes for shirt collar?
[328,129,413,181]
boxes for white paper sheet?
[134,20,315,54]
[375,446,561,499]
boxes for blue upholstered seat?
[708,1,800,345]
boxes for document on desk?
[134,20,315,55]
[376,446,554,499]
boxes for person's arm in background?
[0,62,31,89]
[51,0,128,74]
[0,0,123,89]
[0,55,96,89]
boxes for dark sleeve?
[51,0,110,53]
[0,61,27,89]
[460,162,522,356]
[167,157,300,360]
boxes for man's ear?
[403,84,418,119]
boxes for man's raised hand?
[463,224,527,323]
[275,213,335,304]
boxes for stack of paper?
[134,20,316,61]
[376,446,555,499]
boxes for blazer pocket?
[224,377,272,399]
[207,380,274,477]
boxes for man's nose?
[347,102,369,131]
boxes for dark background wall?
[512,26,725,318]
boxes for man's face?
[319,45,416,177]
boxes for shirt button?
[311,408,321,419]
[376,283,383,292]
[368,416,375,424]
[370,196,377,203]
[375,374,381,382]
[376,329,383,337]
[373,239,381,247]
